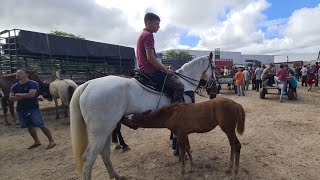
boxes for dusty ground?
[0,85,320,180]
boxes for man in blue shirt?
[10,69,56,149]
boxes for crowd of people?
[216,62,320,102]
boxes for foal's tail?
[70,82,89,175]
[236,103,245,135]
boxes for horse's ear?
[209,52,213,61]
[142,110,152,115]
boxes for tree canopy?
[50,30,85,40]
[163,50,193,61]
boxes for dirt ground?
[0,85,319,180]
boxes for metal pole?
[8,30,12,73]
[13,29,19,70]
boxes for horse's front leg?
[115,123,130,152]
[53,98,59,119]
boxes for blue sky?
[179,0,320,47]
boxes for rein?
[174,53,215,88]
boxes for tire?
[260,88,266,99]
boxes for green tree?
[50,30,85,40]
[164,50,193,61]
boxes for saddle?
[133,69,195,103]
[133,69,166,93]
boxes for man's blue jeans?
[280,81,287,102]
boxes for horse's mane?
[176,55,208,74]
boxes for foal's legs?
[178,135,187,179]
[185,136,194,172]
[225,130,241,174]
[100,134,124,180]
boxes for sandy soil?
[0,85,320,180]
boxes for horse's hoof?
[114,145,122,150]
[122,146,131,152]
[225,168,232,174]
[110,175,126,180]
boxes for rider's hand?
[165,68,174,75]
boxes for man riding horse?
[136,12,184,103]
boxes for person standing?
[243,68,250,90]
[10,69,56,149]
[275,65,288,103]
[234,68,245,96]
[301,65,308,86]
[315,62,319,86]
[306,65,316,91]
[288,71,298,99]
[254,65,263,91]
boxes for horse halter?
[175,52,216,87]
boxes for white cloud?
[0,0,319,55]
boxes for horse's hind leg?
[62,103,68,118]
[100,134,124,180]
[225,130,241,174]
[82,135,108,180]
[54,98,59,119]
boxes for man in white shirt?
[254,65,263,91]
[300,65,307,86]
[243,68,250,90]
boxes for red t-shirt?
[276,68,287,81]
[136,29,159,74]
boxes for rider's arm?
[146,48,173,74]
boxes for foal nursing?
[124,97,245,178]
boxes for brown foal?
[123,97,245,179]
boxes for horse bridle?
[175,52,216,88]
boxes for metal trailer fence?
[0,29,135,84]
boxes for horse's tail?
[68,85,76,102]
[70,82,89,175]
[236,103,245,135]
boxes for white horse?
[42,78,78,119]
[70,53,216,180]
